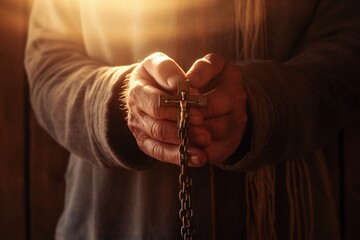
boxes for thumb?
[142,52,186,91]
[186,53,226,91]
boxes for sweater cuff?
[92,65,155,170]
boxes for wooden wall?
[343,121,360,240]
[0,0,68,239]
[0,0,359,239]
[0,0,27,239]
[0,1,27,239]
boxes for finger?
[186,53,226,90]
[200,81,247,119]
[142,52,186,91]
[128,111,208,166]
[188,126,212,147]
[203,114,235,141]
[127,82,204,125]
[139,134,179,165]
[202,112,247,164]
[138,112,211,147]
[140,113,179,145]
[206,113,247,142]
[199,89,233,119]
[188,108,205,126]
[203,131,243,164]
[137,134,207,167]
[127,83,177,120]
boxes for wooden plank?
[29,111,69,239]
[343,115,360,240]
[24,0,68,238]
[0,0,27,239]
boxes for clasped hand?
[124,52,247,167]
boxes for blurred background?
[0,0,359,239]
[1,0,68,239]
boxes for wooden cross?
[159,80,207,129]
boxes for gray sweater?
[25,0,360,239]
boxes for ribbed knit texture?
[235,0,314,239]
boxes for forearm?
[25,0,153,169]
[221,0,360,171]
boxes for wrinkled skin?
[125,52,247,167]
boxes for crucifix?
[159,80,207,129]
[159,79,207,240]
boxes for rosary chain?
[178,91,194,240]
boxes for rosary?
[159,79,207,240]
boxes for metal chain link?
[178,90,194,240]
[160,81,206,239]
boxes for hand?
[124,52,211,167]
[186,53,248,164]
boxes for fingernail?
[190,155,202,166]
[204,54,212,60]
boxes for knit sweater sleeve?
[220,0,360,171]
[25,0,154,169]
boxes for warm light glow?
[23,0,240,64]
[0,0,29,38]
[76,0,233,45]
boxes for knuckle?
[126,113,137,131]
[150,121,163,141]
[127,113,145,138]
[126,83,141,105]
[150,98,161,119]
[144,52,169,68]
[153,107,160,119]
[144,52,161,63]
[153,58,176,77]
[136,135,148,154]
[126,92,135,108]
[148,52,166,60]
[150,142,165,161]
